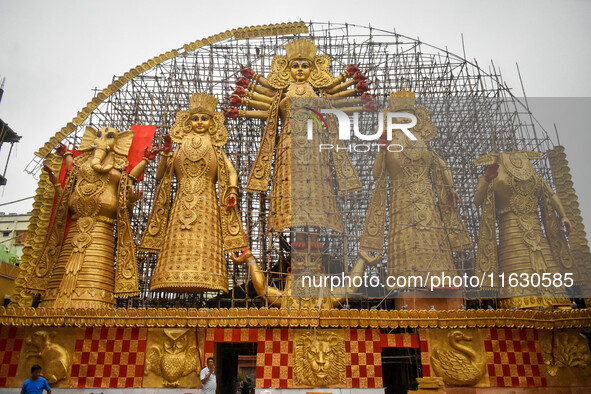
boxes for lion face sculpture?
[294,330,345,387]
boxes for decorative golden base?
[1,306,589,329]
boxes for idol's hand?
[143,146,161,161]
[562,217,571,236]
[448,190,461,208]
[347,64,360,74]
[162,134,173,153]
[127,186,143,204]
[485,162,499,181]
[356,80,370,93]
[224,192,237,211]
[228,95,243,107]
[241,67,255,79]
[233,87,246,97]
[224,107,240,119]
[236,77,250,88]
[364,101,377,112]
[55,143,68,157]
[43,164,57,185]
[353,70,367,83]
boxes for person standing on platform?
[200,357,217,394]
[21,365,51,394]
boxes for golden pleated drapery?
[41,218,116,309]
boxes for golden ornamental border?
[1,307,590,330]
[35,21,308,158]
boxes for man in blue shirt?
[21,365,51,394]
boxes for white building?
[0,212,31,264]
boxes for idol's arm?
[62,151,74,169]
[225,107,270,120]
[474,176,490,206]
[223,153,239,189]
[128,157,150,181]
[234,251,282,306]
[544,181,571,233]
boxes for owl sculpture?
[145,329,199,386]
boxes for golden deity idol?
[474,151,573,309]
[226,39,371,233]
[363,91,472,287]
[140,93,248,293]
[24,127,157,309]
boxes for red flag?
[127,125,157,181]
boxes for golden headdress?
[385,89,436,141]
[171,93,228,146]
[474,150,542,166]
[189,92,218,116]
[285,39,317,62]
[268,39,334,89]
[388,89,416,111]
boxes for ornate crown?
[285,39,317,62]
[189,93,218,115]
[388,89,416,111]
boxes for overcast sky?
[1,0,590,230]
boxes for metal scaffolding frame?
[27,22,555,309]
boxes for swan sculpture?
[431,331,486,386]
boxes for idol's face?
[190,113,211,133]
[290,59,311,82]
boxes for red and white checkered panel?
[346,328,383,388]
[256,329,293,389]
[0,326,23,387]
[380,332,420,349]
[419,329,431,378]
[485,328,546,387]
[71,327,147,388]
